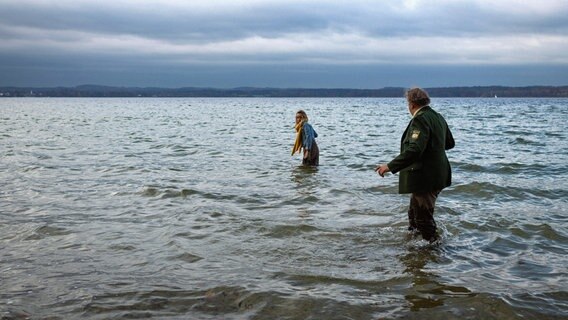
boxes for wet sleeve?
[302,124,315,150]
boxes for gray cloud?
[0,0,567,87]
[2,1,567,40]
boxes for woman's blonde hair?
[296,110,309,122]
[405,87,430,107]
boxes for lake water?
[1,97,567,319]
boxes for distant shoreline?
[1,85,567,98]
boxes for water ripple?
[1,97,567,319]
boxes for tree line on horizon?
[1,85,567,98]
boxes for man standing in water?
[375,87,454,243]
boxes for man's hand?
[375,164,390,177]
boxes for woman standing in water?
[292,110,319,166]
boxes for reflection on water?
[291,165,319,218]
[291,165,319,190]
[291,164,319,184]
[0,97,567,319]
[400,247,474,312]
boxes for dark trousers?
[302,140,319,166]
[408,190,440,242]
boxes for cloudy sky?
[1,0,567,88]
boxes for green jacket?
[387,106,455,194]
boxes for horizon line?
[1,84,568,90]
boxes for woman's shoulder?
[303,122,317,138]
[303,122,314,129]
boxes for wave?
[141,187,201,198]
[263,223,323,238]
[509,137,545,146]
[452,161,567,175]
[24,225,72,240]
[447,181,568,201]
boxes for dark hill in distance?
[1,85,567,97]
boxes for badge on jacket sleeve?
[411,130,420,140]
